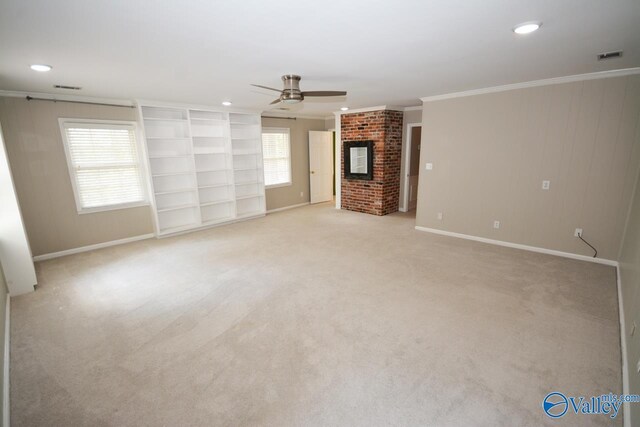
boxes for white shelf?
[145,117,187,123]
[152,171,194,178]
[201,199,234,207]
[235,180,260,185]
[191,118,226,122]
[236,194,262,200]
[149,154,192,159]
[192,135,227,139]
[146,137,190,141]
[234,166,262,171]
[198,183,231,189]
[196,168,229,173]
[233,150,259,155]
[194,150,225,155]
[192,134,225,139]
[155,188,196,195]
[157,203,198,213]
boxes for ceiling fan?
[251,75,346,105]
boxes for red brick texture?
[340,110,404,216]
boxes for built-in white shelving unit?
[139,104,265,236]
[229,112,265,219]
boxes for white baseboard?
[617,265,631,427]
[414,226,618,266]
[3,295,9,427]
[267,202,310,214]
[32,234,155,262]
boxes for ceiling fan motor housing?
[281,74,304,103]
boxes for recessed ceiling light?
[30,64,52,72]
[513,22,541,35]
[222,101,232,106]
[340,107,349,111]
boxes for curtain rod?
[25,96,135,109]
[261,115,297,120]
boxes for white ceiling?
[1,0,639,117]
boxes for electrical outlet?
[542,180,550,190]
[493,220,500,229]
[574,228,583,237]
[425,163,433,170]
[437,212,443,220]
[300,192,304,197]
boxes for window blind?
[262,128,291,187]
[62,122,146,212]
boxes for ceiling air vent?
[597,51,622,61]
[54,84,82,90]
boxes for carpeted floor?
[11,203,621,426]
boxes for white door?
[309,131,333,204]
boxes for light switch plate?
[426,163,433,170]
[493,220,500,229]
[437,212,443,220]
[542,180,550,190]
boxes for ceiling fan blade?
[301,91,347,97]
[270,98,282,105]
[251,84,282,93]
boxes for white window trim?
[58,118,150,214]
[262,127,292,189]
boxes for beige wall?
[0,263,6,422]
[416,75,640,260]
[262,117,327,211]
[619,165,640,424]
[0,97,153,256]
[324,117,335,131]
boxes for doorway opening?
[403,125,422,211]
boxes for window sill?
[265,182,292,190]
[77,201,150,215]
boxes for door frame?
[308,130,334,204]
[401,122,422,212]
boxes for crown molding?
[0,89,135,107]
[136,98,261,114]
[333,105,405,115]
[403,105,422,111]
[420,67,640,103]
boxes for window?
[59,119,147,213]
[262,127,291,188]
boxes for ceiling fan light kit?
[252,74,346,105]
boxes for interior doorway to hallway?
[404,125,422,211]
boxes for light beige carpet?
[11,203,621,426]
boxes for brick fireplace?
[340,109,403,216]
